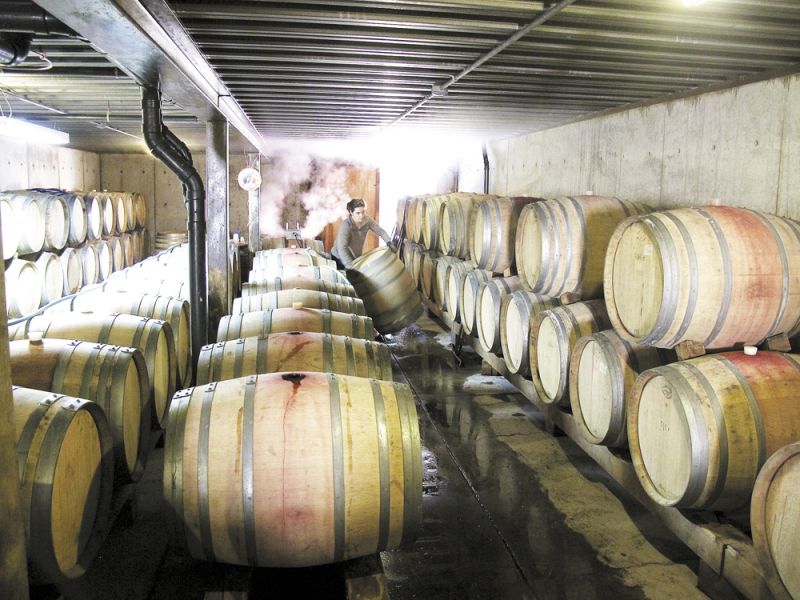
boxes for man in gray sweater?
[332,198,392,268]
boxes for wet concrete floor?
[382,314,706,600]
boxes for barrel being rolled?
[12,385,114,581]
[197,332,393,384]
[476,276,522,354]
[241,277,356,299]
[604,206,800,349]
[530,300,610,406]
[163,371,422,567]
[217,308,375,343]
[499,290,559,376]
[628,351,800,510]
[469,196,541,273]
[751,441,800,600]
[9,338,150,481]
[15,311,176,428]
[516,196,648,298]
[569,330,673,448]
[232,289,366,316]
[347,246,423,334]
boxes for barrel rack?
[420,296,775,600]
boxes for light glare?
[0,116,70,145]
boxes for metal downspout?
[482,145,490,194]
[142,85,208,372]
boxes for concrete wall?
[471,73,800,219]
[0,139,100,191]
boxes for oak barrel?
[63,192,88,246]
[12,385,113,581]
[628,351,800,509]
[217,308,375,343]
[459,269,494,335]
[5,258,41,317]
[347,246,423,334]
[604,206,800,349]
[92,239,113,281]
[444,259,475,321]
[476,276,522,354]
[232,289,366,316]
[99,193,116,236]
[241,277,356,298]
[1,194,20,259]
[59,247,83,295]
[83,192,103,241]
[439,192,489,260]
[196,332,392,384]
[530,300,610,406]
[80,243,100,286]
[133,192,147,229]
[569,330,673,448]
[751,441,800,600]
[516,196,648,298]
[15,311,176,427]
[7,192,45,255]
[420,195,448,251]
[249,264,349,286]
[108,236,125,272]
[36,192,70,252]
[468,196,541,273]
[9,338,150,481]
[433,255,461,311]
[499,290,559,376]
[419,250,441,300]
[163,371,422,567]
[34,252,64,306]
[252,249,336,270]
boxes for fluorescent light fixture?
[0,116,69,145]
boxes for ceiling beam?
[32,0,269,155]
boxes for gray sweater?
[332,215,391,267]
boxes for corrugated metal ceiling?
[1,0,799,151]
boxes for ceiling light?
[0,116,69,145]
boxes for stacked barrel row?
[2,189,148,318]
[162,243,423,568]
[403,193,800,599]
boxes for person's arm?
[368,217,391,244]
[334,219,357,267]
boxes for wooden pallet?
[420,296,774,600]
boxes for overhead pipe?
[391,0,578,125]
[0,1,81,37]
[0,32,31,65]
[142,85,208,370]
[482,144,490,195]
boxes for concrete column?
[205,120,230,332]
[0,212,30,599]
[248,153,261,252]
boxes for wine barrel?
[59,291,192,388]
[80,243,100,286]
[404,196,423,243]
[16,311,176,428]
[63,192,88,246]
[218,308,375,343]
[92,239,113,281]
[499,290,559,376]
[34,252,64,306]
[476,276,522,354]
[419,250,441,300]
[530,300,610,406]
[131,229,145,263]
[133,192,147,229]
[101,276,190,302]
[241,277,356,299]
[444,259,475,321]
[249,265,349,286]
[108,236,125,273]
[59,247,83,295]
[120,233,134,267]
[396,196,410,233]
[252,250,336,270]
[196,332,393,384]
[460,269,494,336]
[259,236,325,254]
[7,192,45,255]
[347,247,423,334]
[163,371,422,567]
[569,330,673,448]
[112,192,128,233]
[433,255,461,311]
[605,206,800,349]
[438,192,488,260]
[469,196,541,273]
[12,385,113,581]
[516,196,648,298]
[121,192,136,232]
[37,192,70,252]
[5,258,41,317]
[232,289,366,316]
[420,195,448,251]
[401,241,423,288]
[751,441,800,600]
[629,351,800,510]
[155,230,188,251]
[95,192,114,236]
[9,338,150,481]
[83,193,103,241]
[1,194,20,259]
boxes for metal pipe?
[142,85,208,372]
[391,0,578,125]
[0,1,80,37]
[0,32,31,65]
[482,144,490,195]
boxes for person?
[332,198,392,269]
